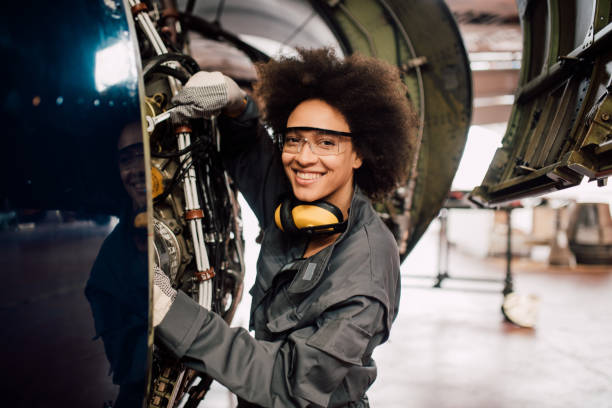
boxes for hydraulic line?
[144,64,190,84]
[337,3,377,57]
[128,0,180,95]
[151,139,202,158]
[130,0,213,309]
[177,128,213,308]
[377,0,426,238]
[142,52,200,77]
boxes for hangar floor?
[4,214,609,407]
[369,228,612,408]
[207,219,612,408]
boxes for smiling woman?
[151,48,418,407]
[282,99,362,216]
[256,48,417,201]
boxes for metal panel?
[321,0,472,255]
[472,0,612,205]
[0,0,150,406]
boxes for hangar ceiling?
[447,0,522,125]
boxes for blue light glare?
[94,39,137,92]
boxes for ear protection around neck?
[274,195,348,236]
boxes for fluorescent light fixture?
[469,51,522,61]
[473,94,515,107]
[469,51,522,71]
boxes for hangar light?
[94,39,137,93]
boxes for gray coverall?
[156,98,401,407]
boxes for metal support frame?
[516,21,612,105]
[503,208,514,295]
[408,205,516,295]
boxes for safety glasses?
[281,126,352,156]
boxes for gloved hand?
[153,265,177,327]
[171,71,246,124]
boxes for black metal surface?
[0,1,148,406]
[0,0,142,214]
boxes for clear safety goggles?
[281,126,352,156]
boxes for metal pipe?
[377,0,426,238]
[337,3,377,57]
[128,0,165,54]
[131,0,214,310]
[128,0,180,95]
[405,274,508,284]
[503,209,514,295]
[434,209,449,288]
[178,131,213,308]
[177,135,203,272]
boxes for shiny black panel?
[1,0,140,213]
[0,1,148,407]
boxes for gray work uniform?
[156,98,401,407]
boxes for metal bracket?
[580,24,595,53]
[401,56,428,72]
[582,93,612,147]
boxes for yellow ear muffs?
[274,196,348,236]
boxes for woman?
[154,48,417,407]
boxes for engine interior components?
[129,0,246,405]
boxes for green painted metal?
[321,0,472,256]
[472,0,612,206]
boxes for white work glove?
[171,71,246,124]
[153,265,177,327]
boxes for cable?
[153,138,216,203]
[142,52,201,78]
[144,64,190,84]
[154,154,196,204]
[151,138,203,158]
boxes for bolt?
[602,113,610,122]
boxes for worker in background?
[86,122,148,407]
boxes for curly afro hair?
[254,48,418,200]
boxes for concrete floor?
[3,214,611,407]
[0,220,119,407]
[206,218,612,407]
[370,235,612,408]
